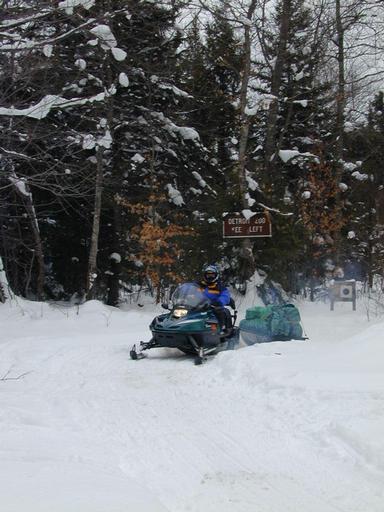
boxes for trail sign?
[330,280,356,311]
[223,212,272,238]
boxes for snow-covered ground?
[0,293,383,512]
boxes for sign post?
[330,280,356,311]
[222,212,272,239]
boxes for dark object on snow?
[239,304,305,345]
[256,281,284,305]
[130,282,239,365]
[0,283,5,303]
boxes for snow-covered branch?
[255,202,293,217]
[0,18,97,52]
[0,87,116,120]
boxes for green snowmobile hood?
[151,310,215,333]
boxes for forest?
[1,0,384,305]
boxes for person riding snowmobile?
[198,264,231,333]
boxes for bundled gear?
[239,303,306,344]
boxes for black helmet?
[203,264,219,284]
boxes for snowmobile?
[130,282,239,365]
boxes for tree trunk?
[0,256,9,302]
[86,147,104,298]
[264,0,292,178]
[10,178,45,299]
[335,0,345,170]
[237,0,258,282]
[106,202,122,307]
[375,189,384,226]
[26,202,45,299]
[334,0,346,263]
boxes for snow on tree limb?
[90,25,117,49]
[278,150,317,163]
[0,12,51,30]
[0,148,35,161]
[8,175,31,199]
[0,88,116,119]
[151,111,200,142]
[256,202,294,217]
[166,184,185,206]
[58,0,95,15]
[0,19,97,52]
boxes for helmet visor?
[205,271,217,283]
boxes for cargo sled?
[239,303,306,345]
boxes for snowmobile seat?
[224,308,233,330]
[224,298,237,332]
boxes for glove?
[211,299,223,307]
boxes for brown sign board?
[223,212,272,238]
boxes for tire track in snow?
[2,310,384,512]
[96,354,360,512]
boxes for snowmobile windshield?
[171,283,209,310]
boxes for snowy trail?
[0,299,384,511]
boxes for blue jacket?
[199,280,231,307]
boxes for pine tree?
[343,92,384,286]
[248,0,336,290]
[100,1,212,302]
[0,1,216,303]
[254,0,333,198]
[179,11,257,282]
